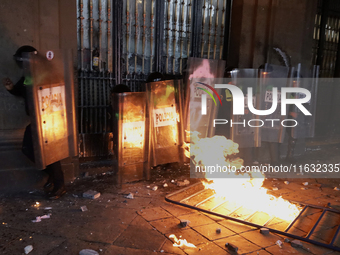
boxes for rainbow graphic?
[196,82,222,106]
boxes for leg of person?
[42,167,54,193]
[286,134,297,163]
[47,161,66,200]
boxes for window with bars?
[77,0,230,158]
[312,0,340,78]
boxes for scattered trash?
[302,182,308,186]
[216,228,222,234]
[80,206,88,212]
[32,214,51,222]
[163,183,168,188]
[146,185,150,188]
[169,234,196,248]
[273,178,278,181]
[276,240,283,248]
[44,207,52,210]
[152,186,158,191]
[284,238,291,243]
[291,239,303,248]
[177,180,190,186]
[334,187,340,191]
[260,228,270,235]
[24,245,33,254]
[171,180,175,183]
[284,181,290,185]
[125,193,134,199]
[160,250,164,253]
[83,190,101,199]
[73,194,79,198]
[79,249,99,255]
[180,219,190,227]
[301,187,307,190]
[225,242,238,252]
[272,187,279,191]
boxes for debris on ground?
[291,239,303,248]
[152,186,158,191]
[284,181,290,185]
[225,242,238,252]
[171,180,175,183]
[32,214,51,222]
[163,183,168,188]
[83,190,101,199]
[260,228,270,235]
[24,245,33,254]
[334,187,340,191]
[79,249,99,255]
[301,187,308,190]
[216,228,221,234]
[125,193,134,199]
[180,219,190,227]
[80,206,88,212]
[44,207,52,210]
[177,180,190,186]
[276,240,283,248]
[169,234,197,248]
[302,182,308,186]
[284,238,291,243]
[272,187,279,191]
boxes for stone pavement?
[2,145,340,254]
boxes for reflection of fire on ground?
[183,131,301,222]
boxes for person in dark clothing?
[146,72,164,83]
[3,45,66,200]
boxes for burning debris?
[169,234,196,249]
[184,131,301,222]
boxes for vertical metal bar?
[316,0,330,70]
[187,0,192,57]
[113,0,122,84]
[80,72,84,134]
[90,0,94,71]
[191,0,203,58]
[126,0,130,74]
[179,0,184,73]
[207,0,213,59]
[150,0,155,73]
[166,0,171,73]
[220,0,228,60]
[98,0,102,71]
[172,0,178,74]
[306,210,327,238]
[284,206,308,233]
[213,0,219,59]
[200,0,207,58]
[107,0,112,73]
[134,0,138,73]
[155,0,165,72]
[142,0,146,74]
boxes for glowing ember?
[169,234,197,248]
[185,132,301,222]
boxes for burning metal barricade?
[23,50,78,170]
[112,92,150,184]
[146,80,185,166]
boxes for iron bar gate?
[77,0,232,159]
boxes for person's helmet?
[13,45,37,68]
[111,84,131,93]
[146,72,164,83]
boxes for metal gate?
[77,0,231,158]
